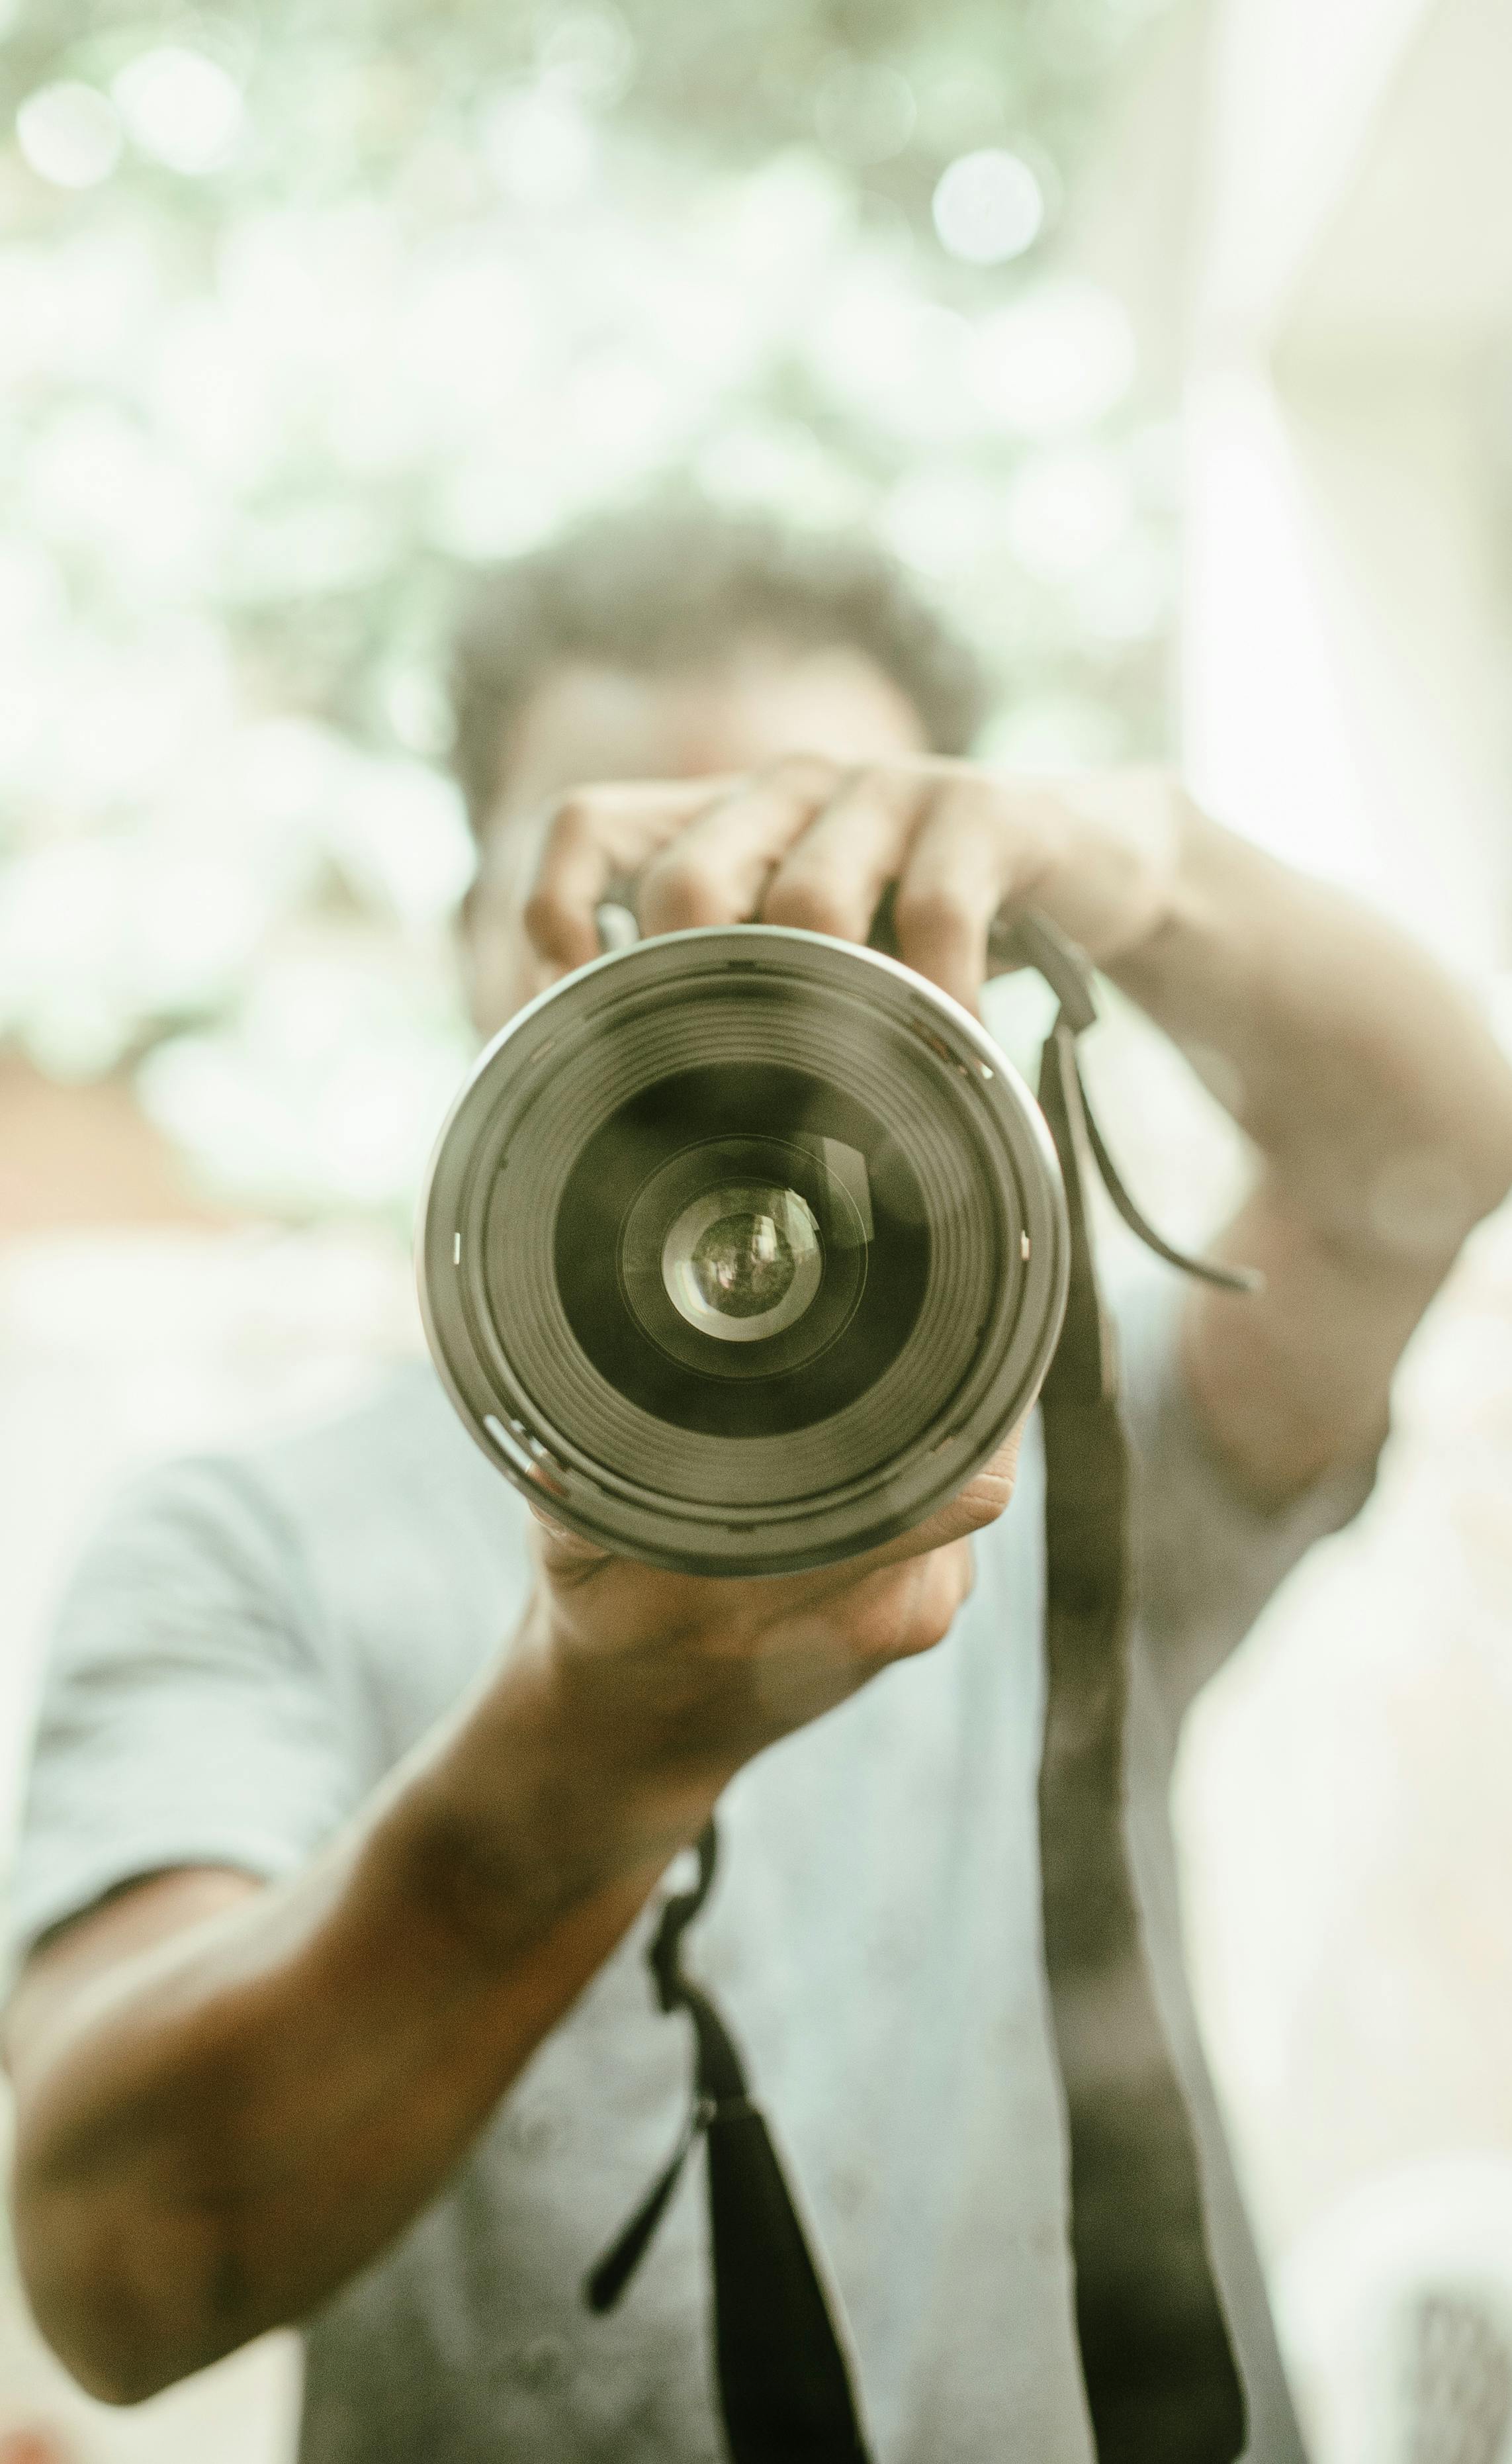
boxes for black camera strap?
[586,920,1253,2464]
[1034,1008,1248,2464]
[587,1821,871,2461]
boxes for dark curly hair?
[449,496,994,833]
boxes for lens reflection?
[662,1180,821,1343]
[692,1209,795,1318]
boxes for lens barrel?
[417,927,1069,1574]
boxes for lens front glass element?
[553,1068,924,1437]
[662,1183,821,1341]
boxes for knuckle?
[833,1575,909,1666]
[846,1554,961,1666]
[955,1463,1016,1531]
[901,1561,962,1657]
[895,880,968,948]
[763,875,855,941]
[645,856,726,930]
[542,788,594,848]
[767,748,842,796]
[521,882,573,954]
[908,1603,955,1658]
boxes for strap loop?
[877,891,1264,1297]
[585,1821,873,2461]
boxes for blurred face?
[461,637,928,1038]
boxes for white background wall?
[1159,1,1512,2451]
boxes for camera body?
[418,926,1069,1575]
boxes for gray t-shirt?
[9,1283,1370,2463]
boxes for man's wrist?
[386,1606,733,1967]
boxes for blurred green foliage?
[5,0,1159,187]
[0,0,1180,1214]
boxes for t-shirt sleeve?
[6,1453,357,1974]
[1118,1266,1380,1722]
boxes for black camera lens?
[418,927,1067,1574]
[553,1079,921,1435]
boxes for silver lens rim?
[416,925,1069,1575]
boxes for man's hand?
[489,753,1182,1016]
[527,1430,1018,1777]
[400,1431,1020,1964]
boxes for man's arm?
[1108,806,1512,1504]
[4,1461,1001,2402]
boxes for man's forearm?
[7,1612,726,2402]
[9,1454,983,2405]
[1108,801,1512,1498]
[1112,801,1512,1247]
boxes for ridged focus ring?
[418,928,1069,1574]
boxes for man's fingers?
[894,780,1051,1013]
[515,758,1177,997]
[760,765,926,945]
[881,1538,977,1659]
[519,779,734,976]
[526,1498,617,1584]
[849,1422,1026,1575]
[635,754,841,937]
[533,1419,1024,1588]
[519,799,619,978]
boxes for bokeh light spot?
[15,82,123,189]
[932,148,1044,265]
[113,46,245,177]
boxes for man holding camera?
[7,506,1512,2463]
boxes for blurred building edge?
[1276,2157,1512,2464]
[1075,0,1512,972]
[0,1042,421,1819]
[1204,0,1512,968]
[0,1077,400,2459]
[1071,7,1512,2464]
[0,1055,230,1240]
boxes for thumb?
[527,1499,616,1580]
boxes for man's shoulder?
[216,1360,497,1528]
[240,1359,483,1509]
[82,1360,527,1641]
[232,1358,529,1604]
